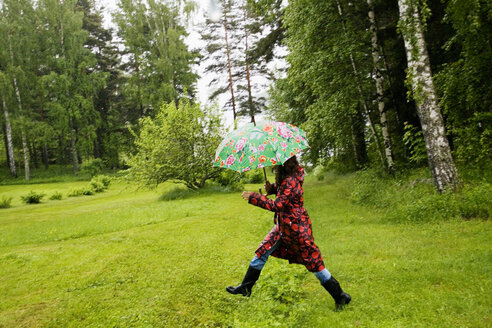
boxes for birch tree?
[0,72,16,177]
[367,0,395,173]
[398,0,459,192]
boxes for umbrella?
[213,121,309,177]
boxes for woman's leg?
[314,268,351,310]
[226,241,281,296]
[250,241,280,270]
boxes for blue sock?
[314,268,332,284]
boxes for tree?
[127,100,224,189]
[114,0,198,118]
[367,0,395,173]
[398,0,459,192]
[37,0,105,175]
[0,71,16,177]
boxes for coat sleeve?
[249,179,293,212]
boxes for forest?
[1,0,491,192]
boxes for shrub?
[215,170,243,191]
[312,164,326,181]
[89,176,109,193]
[21,191,46,204]
[127,100,224,189]
[68,187,95,197]
[81,158,105,177]
[49,191,63,200]
[0,196,12,208]
[241,169,264,184]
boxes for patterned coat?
[248,166,325,272]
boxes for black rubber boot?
[322,276,351,310]
[226,266,261,297]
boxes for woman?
[226,156,351,310]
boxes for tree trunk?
[398,0,459,192]
[8,30,30,180]
[223,10,238,129]
[42,142,49,169]
[367,0,395,173]
[20,128,30,180]
[70,124,79,175]
[351,107,368,168]
[31,141,39,169]
[243,9,256,125]
[2,96,17,177]
[335,0,385,167]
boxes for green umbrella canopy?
[213,121,310,172]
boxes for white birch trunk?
[2,95,17,177]
[8,32,30,180]
[367,0,395,173]
[398,0,459,192]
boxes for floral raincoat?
[248,166,325,272]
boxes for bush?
[312,164,326,181]
[241,169,264,184]
[0,196,12,208]
[68,187,95,197]
[81,158,105,177]
[215,170,244,191]
[20,191,46,204]
[89,175,111,193]
[127,100,224,189]
[49,191,63,200]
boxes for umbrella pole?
[263,167,267,182]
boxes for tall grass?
[350,167,492,223]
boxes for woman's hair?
[274,156,299,185]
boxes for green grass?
[0,174,490,327]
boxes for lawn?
[0,175,490,327]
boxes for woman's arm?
[247,179,294,212]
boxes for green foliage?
[20,191,46,204]
[241,169,264,184]
[0,196,13,208]
[68,186,95,197]
[127,100,224,189]
[312,164,326,181]
[81,159,105,178]
[49,191,63,201]
[67,175,111,197]
[403,122,427,164]
[350,167,491,222]
[214,170,244,192]
[89,175,111,193]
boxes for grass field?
[0,174,490,327]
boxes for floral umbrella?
[213,121,309,173]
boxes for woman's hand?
[241,191,253,200]
[264,180,274,195]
